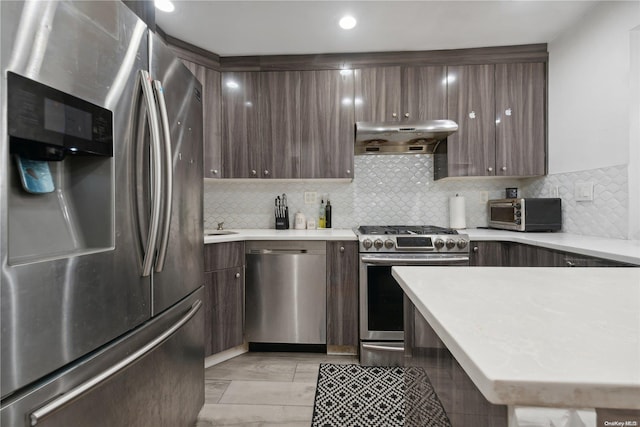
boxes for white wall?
[629,24,640,240]
[548,1,639,174]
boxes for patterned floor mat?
[311,363,451,427]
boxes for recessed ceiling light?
[339,15,357,30]
[155,0,175,13]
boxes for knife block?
[275,207,289,229]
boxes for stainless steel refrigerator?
[1,1,204,426]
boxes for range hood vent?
[355,120,458,155]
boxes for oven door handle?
[360,255,469,265]
[362,343,405,352]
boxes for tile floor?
[195,352,359,426]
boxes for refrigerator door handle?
[152,79,173,273]
[139,70,163,277]
[29,300,203,426]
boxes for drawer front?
[204,241,245,271]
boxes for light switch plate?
[480,191,489,203]
[304,192,317,204]
[574,182,594,201]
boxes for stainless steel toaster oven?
[488,198,562,232]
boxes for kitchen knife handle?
[29,300,203,426]
[153,79,173,273]
[139,70,163,277]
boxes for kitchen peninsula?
[392,266,640,425]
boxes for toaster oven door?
[489,200,523,231]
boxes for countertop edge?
[204,229,358,244]
[203,228,640,265]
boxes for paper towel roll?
[449,195,466,229]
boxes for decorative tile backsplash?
[204,156,631,240]
[204,155,521,230]
[522,164,629,240]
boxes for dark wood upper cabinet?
[181,60,222,179]
[495,62,546,177]
[300,70,355,179]
[436,62,545,180]
[221,72,261,178]
[354,66,402,122]
[354,65,447,123]
[444,64,497,177]
[401,66,448,121]
[259,71,301,178]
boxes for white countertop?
[462,228,640,265]
[204,228,357,244]
[392,266,640,409]
[204,227,640,265]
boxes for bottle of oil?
[325,198,332,228]
[318,199,325,228]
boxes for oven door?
[359,252,469,365]
[359,253,469,342]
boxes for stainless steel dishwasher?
[245,241,326,345]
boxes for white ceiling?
[156,1,599,57]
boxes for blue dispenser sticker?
[15,156,55,194]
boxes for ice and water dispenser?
[7,72,114,264]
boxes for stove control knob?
[362,239,373,250]
[374,239,384,249]
[384,239,395,249]
[434,238,445,250]
[445,239,456,249]
[457,239,468,249]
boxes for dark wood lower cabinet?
[470,241,634,267]
[326,241,359,353]
[204,242,245,356]
[404,299,508,427]
[205,268,244,355]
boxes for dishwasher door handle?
[249,249,308,255]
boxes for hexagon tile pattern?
[204,157,631,240]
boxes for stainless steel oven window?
[359,259,404,342]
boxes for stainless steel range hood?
[355,120,458,155]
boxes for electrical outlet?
[574,182,594,202]
[550,186,559,198]
[480,191,489,203]
[304,192,317,204]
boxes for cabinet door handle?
[251,169,257,176]
[488,167,493,172]
[473,246,479,253]
[339,246,345,253]
[505,108,512,116]
[346,169,351,175]
[404,112,410,118]
[469,111,476,119]
[501,166,507,171]
[264,170,270,176]
[566,260,576,267]
[235,272,241,278]
[210,169,218,175]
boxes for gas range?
[355,225,469,253]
